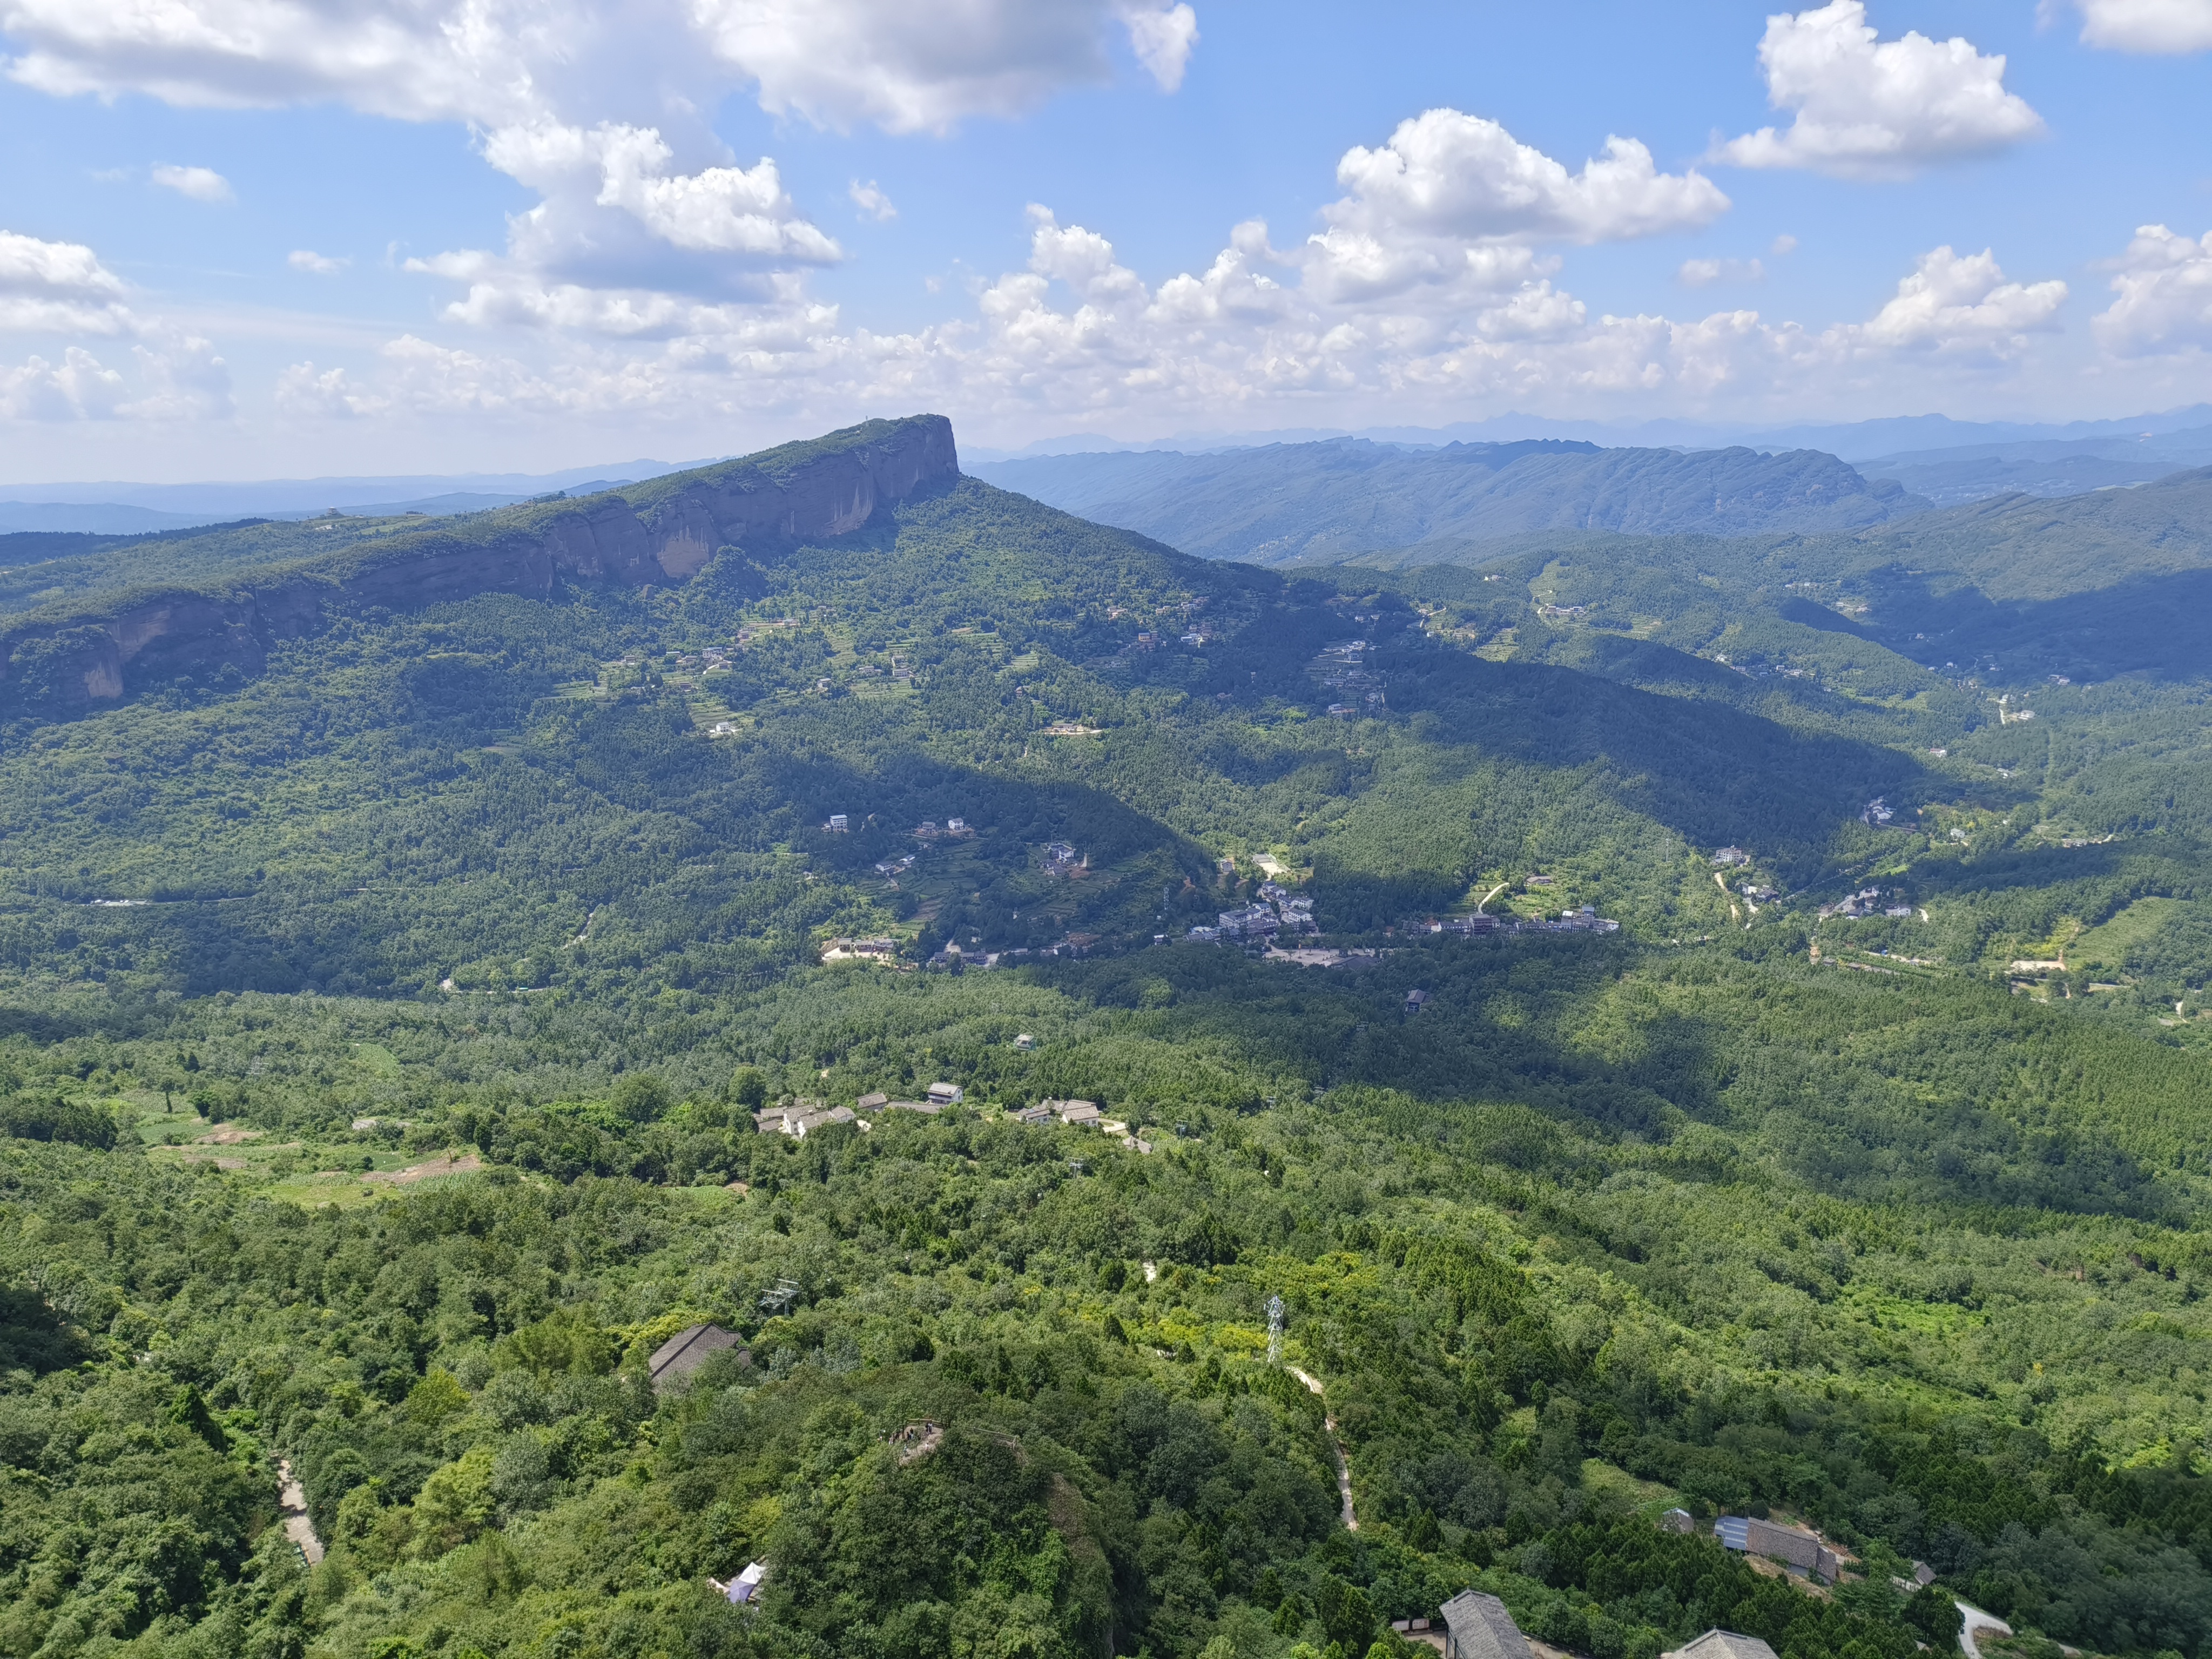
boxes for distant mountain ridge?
[962,403,2212,463]
[972,438,1931,564]
[0,416,956,718]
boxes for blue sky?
[0,0,2208,480]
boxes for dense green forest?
[6,419,2212,1659]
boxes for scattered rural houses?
[927,1082,965,1106]
[1712,847,1751,867]
[648,1324,746,1393]
[1544,906,1620,933]
[1437,1588,1531,1659]
[1820,887,1901,920]
[1861,798,1896,825]
[757,1102,858,1138]
[1715,1515,1843,1581]
[856,1092,889,1111]
[820,936,897,964]
[824,814,848,832]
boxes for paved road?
[1957,1601,2011,1658]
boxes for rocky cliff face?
[1,415,958,718]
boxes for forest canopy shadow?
[1385,646,1932,874]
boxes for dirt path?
[277,1459,323,1564]
[1287,1366,1357,1531]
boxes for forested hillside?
[5,417,2212,1659]
[971,440,1930,564]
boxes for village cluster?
[1190,879,1319,942]
[1312,636,1388,719]
[753,1080,1155,1154]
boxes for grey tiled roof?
[648,1323,744,1390]
[1439,1590,1528,1659]
[1664,1631,1782,1659]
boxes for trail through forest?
[1290,1366,1358,1532]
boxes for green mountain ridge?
[969,440,1932,563]
[6,417,2212,1659]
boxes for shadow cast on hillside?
[1834,567,2212,684]
[1382,644,1933,876]
[1049,938,2178,1222]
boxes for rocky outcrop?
[0,415,957,718]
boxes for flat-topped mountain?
[972,437,1930,563]
[0,415,956,717]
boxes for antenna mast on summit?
[1266,1294,1285,1365]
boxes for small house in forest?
[1439,1589,1530,1659]
[649,1324,745,1392]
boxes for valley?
[5,417,2212,1659]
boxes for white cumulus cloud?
[693,0,1200,133]
[0,346,130,419]
[151,162,233,201]
[1716,1,2042,179]
[2093,225,2212,354]
[0,228,136,333]
[1328,110,1730,250]
[591,130,839,260]
[2064,0,2212,52]
[287,248,347,274]
[1850,245,2067,353]
[0,331,230,422]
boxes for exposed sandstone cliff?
[0,415,957,718]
